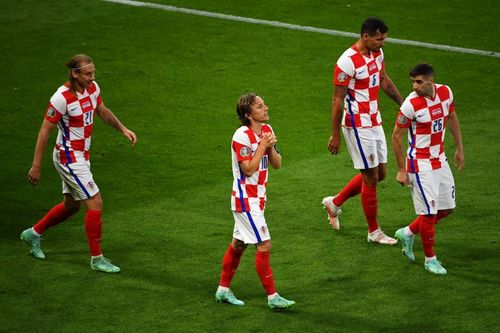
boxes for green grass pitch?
[1,0,499,332]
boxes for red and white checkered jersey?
[334,45,384,128]
[231,124,274,212]
[396,84,455,173]
[45,81,103,164]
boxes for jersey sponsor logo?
[337,72,348,83]
[47,107,56,118]
[240,146,251,157]
[357,69,366,75]
[431,107,443,117]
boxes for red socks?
[33,202,75,234]
[218,245,277,296]
[407,211,451,258]
[333,174,363,206]
[85,210,103,256]
[361,183,379,233]
[219,244,244,287]
[333,175,379,233]
[408,216,421,234]
[255,251,276,295]
[420,215,437,257]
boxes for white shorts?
[232,210,271,244]
[408,163,456,215]
[342,126,387,170]
[53,158,100,201]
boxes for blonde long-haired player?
[21,54,137,273]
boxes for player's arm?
[380,68,404,106]
[392,121,409,186]
[328,84,347,155]
[95,103,137,146]
[28,119,57,185]
[446,111,464,171]
[239,135,276,177]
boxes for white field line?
[101,0,500,58]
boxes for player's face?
[411,75,435,97]
[247,96,269,124]
[73,63,96,90]
[365,32,387,52]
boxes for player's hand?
[396,170,410,187]
[123,128,137,146]
[261,132,277,148]
[328,135,341,155]
[455,149,464,171]
[28,165,41,185]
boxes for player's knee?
[232,239,247,252]
[85,193,103,210]
[63,196,82,214]
[256,240,272,252]
[378,171,386,182]
[65,202,81,214]
[361,168,379,185]
[439,209,454,218]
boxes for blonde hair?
[66,54,93,92]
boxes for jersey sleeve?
[45,91,67,123]
[396,99,414,128]
[379,48,385,72]
[93,81,103,106]
[448,86,455,113]
[395,111,411,128]
[333,55,355,86]
[232,131,252,162]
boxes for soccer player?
[215,93,295,311]
[392,63,464,275]
[21,54,137,273]
[322,17,404,244]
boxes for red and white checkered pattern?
[334,45,384,128]
[231,124,273,212]
[397,84,455,173]
[45,81,103,164]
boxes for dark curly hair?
[361,17,388,36]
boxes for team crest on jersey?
[240,147,251,157]
[337,72,348,83]
[260,226,267,234]
[47,107,56,118]
[87,181,95,190]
